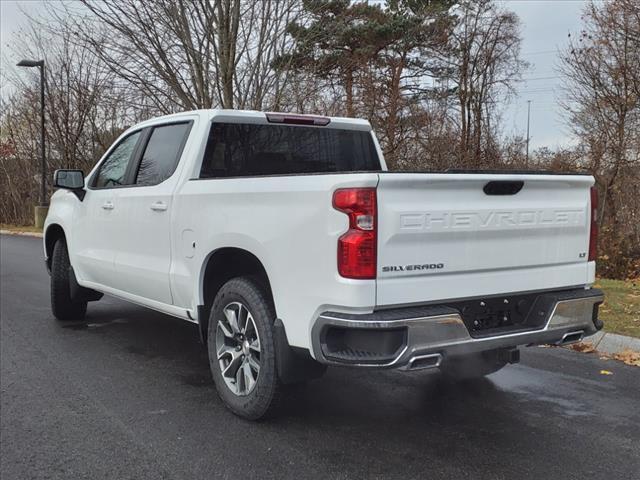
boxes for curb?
[0,230,43,238]
[585,331,640,355]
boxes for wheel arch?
[44,223,66,271]
[198,247,275,343]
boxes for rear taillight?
[333,188,377,279]
[589,185,598,262]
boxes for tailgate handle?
[483,181,524,196]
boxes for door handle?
[150,201,168,212]
[102,201,114,210]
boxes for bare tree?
[1,17,128,224]
[434,0,527,167]
[560,0,640,219]
[559,0,640,278]
[58,0,298,112]
[233,1,301,110]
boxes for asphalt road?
[1,234,639,480]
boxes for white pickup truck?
[45,110,604,419]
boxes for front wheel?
[50,239,87,321]
[207,277,280,420]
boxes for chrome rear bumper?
[311,288,604,369]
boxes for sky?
[502,0,588,150]
[1,0,589,150]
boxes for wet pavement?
[2,234,639,479]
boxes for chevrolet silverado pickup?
[44,109,604,419]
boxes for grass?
[595,278,640,338]
[0,223,43,234]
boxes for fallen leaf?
[570,342,595,353]
[612,349,640,367]
[600,370,613,375]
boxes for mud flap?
[274,318,327,385]
[69,267,103,302]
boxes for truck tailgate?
[376,173,595,306]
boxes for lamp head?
[17,59,44,68]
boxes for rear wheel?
[440,350,508,380]
[50,239,87,321]
[207,276,280,420]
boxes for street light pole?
[39,62,46,206]
[525,99,531,166]
[17,59,48,228]
[17,59,46,206]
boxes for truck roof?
[133,109,372,131]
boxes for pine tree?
[275,0,399,117]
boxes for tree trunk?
[384,56,405,169]
[345,67,354,117]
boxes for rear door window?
[135,122,192,186]
[200,123,381,178]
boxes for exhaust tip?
[407,353,442,370]
[558,330,584,345]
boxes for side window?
[93,131,141,188]
[135,123,191,186]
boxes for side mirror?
[53,169,85,200]
[54,169,84,189]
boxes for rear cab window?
[199,123,382,178]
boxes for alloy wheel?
[215,301,261,396]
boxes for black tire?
[440,350,507,380]
[207,276,281,420]
[51,239,87,321]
